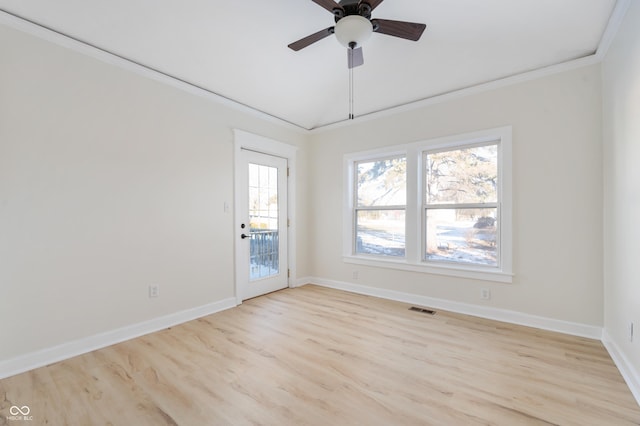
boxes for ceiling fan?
[288,0,426,69]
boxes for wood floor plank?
[1,285,638,425]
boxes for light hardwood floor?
[1,285,639,425]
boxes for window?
[354,156,406,257]
[424,143,499,267]
[344,127,512,283]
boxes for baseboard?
[292,277,310,288]
[602,329,640,406]
[0,297,237,380]
[301,277,603,339]
[302,278,637,405]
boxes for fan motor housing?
[335,0,372,21]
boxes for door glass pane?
[425,208,498,266]
[356,210,405,257]
[249,163,279,280]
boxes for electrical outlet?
[149,284,159,298]
[480,288,491,300]
[629,322,634,343]
[352,271,359,280]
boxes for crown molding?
[1,0,632,134]
[0,9,308,134]
[309,54,601,133]
[308,0,632,133]
[594,0,632,61]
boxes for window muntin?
[354,156,406,257]
[424,142,499,267]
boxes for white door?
[236,149,288,300]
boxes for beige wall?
[2,6,631,376]
[309,64,604,326]
[0,24,309,361]
[602,0,640,388]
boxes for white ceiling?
[0,0,618,130]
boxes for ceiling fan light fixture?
[334,15,373,48]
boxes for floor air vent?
[409,306,436,315]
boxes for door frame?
[233,129,298,305]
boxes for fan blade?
[348,47,364,68]
[359,0,384,12]
[288,27,335,51]
[312,0,345,15]
[372,18,426,41]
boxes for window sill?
[343,255,513,283]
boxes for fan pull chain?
[349,65,354,120]
[349,46,355,120]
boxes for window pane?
[356,210,405,257]
[357,157,406,207]
[426,144,497,204]
[425,208,497,266]
[249,163,279,280]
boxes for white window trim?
[343,126,513,284]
